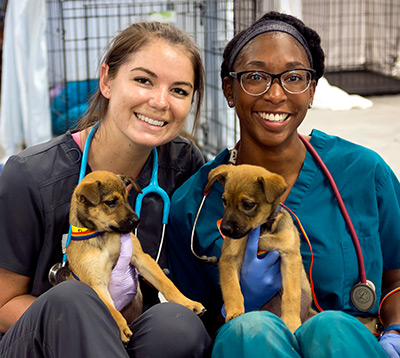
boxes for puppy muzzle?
[110,214,140,234]
[220,220,250,239]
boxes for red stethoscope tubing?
[298,134,367,284]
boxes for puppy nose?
[130,216,140,227]
[220,222,242,239]
[115,217,139,234]
[126,212,140,228]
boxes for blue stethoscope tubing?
[62,121,170,265]
[62,121,100,265]
[135,147,170,263]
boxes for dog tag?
[48,262,71,286]
[350,280,376,312]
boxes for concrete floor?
[300,94,400,179]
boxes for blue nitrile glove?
[109,233,139,311]
[380,333,400,357]
[240,226,282,312]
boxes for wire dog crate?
[303,0,400,95]
[46,0,400,159]
[47,0,242,159]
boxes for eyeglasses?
[229,68,316,96]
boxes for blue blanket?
[50,80,98,135]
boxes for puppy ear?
[76,181,102,205]
[205,165,230,193]
[119,175,142,194]
[258,173,288,203]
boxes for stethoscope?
[49,122,170,285]
[190,134,377,312]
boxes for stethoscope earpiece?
[48,262,71,286]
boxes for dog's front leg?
[219,237,247,322]
[279,249,303,332]
[68,242,133,344]
[130,234,206,315]
[92,285,133,344]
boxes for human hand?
[109,233,139,311]
[380,333,400,357]
[240,226,282,312]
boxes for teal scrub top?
[167,129,400,322]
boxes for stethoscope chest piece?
[350,280,377,312]
[48,262,71,286]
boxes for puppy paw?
[225,312,244,322]
[120,324,133,345]
[224,301,245,322]
[185,300,207,316]
[225,310,244,322]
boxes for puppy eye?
[104,199,117,208]
[242,201,256,210]
[222,198,227,207]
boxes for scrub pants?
[212,311,387,357]
[0,281,212,358]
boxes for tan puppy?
[67,170,205,344]
[205,164,313,332]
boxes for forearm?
[380,270,400,329]
[380,293,400,329]
[0,294,36,333]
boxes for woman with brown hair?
[0,22,211,357]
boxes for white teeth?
[136,113,165,127]
[258,112,289,122]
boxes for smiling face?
[223,32,316,149]
[100,39,195,148]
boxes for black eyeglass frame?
[229,68,317,95]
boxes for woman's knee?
[295,311,384,357]
[128,302,211,358]
[30,280,109,324]
[44,280,96,305]
[298,310,361,337]
[217,311,286,336]
[213,312,300,358]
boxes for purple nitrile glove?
[109,233,139,311]
[240,226,282,312]
[380,333,400,357]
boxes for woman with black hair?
[168,11,400,357]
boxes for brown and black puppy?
[67,170,205,344]
[205,164,313,332]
